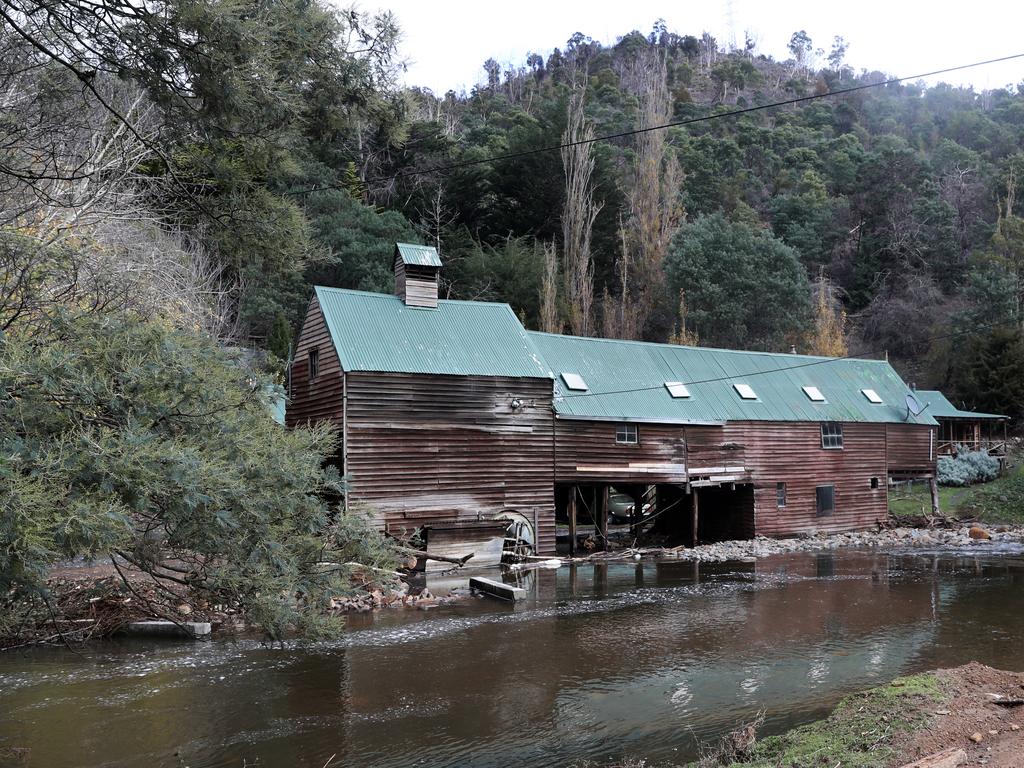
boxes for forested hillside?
[3,4,1024,415]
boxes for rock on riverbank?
[596,525,1024,564]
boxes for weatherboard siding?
[554,420,691,484]
[286,296,344,428]
[721,421,890,537]
[344,372,557,554]
[553,419,909,537]
[886,423,937,475]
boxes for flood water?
[2,547,1024,768]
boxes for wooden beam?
[692,488,700,548]
[929,476,941,517]
[598,484,609,551]
[568,486,577,557]
[631,487,643,540]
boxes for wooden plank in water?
[469,576,527,601]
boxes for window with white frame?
[615,423,638,445]
[820,422,843,449]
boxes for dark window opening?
[308,347,319,380]
[870,476,880,490]
[820,422,843,449]
[776,482,786,507]
[615,423,638,445]
[816,484,835,517]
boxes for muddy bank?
[680,663,1024,768]
[1,564,463,649]
[568,524,1024,564]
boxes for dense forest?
[2,0,1024,635]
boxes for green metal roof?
[528,332,938,426]
[395,242,442,267]
[916,390,1007,420]
[315,287,552,379]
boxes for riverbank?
[680,663,1024,768]
[566,524,1024,565]
[5,521,1022,648]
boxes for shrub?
[0,309,399,639]
[937,445,1000,486]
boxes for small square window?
[308,348,320,380]
[861,389,883,404]
[776,482,787,508]
[870,477,880,490]
[561,372,588,391]
[821,422,843,449]
[615,423,638,445]
[733,383,758,400]
[816,484,835,517]
[802,386,826,402]
[665,381,690,398]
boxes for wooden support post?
[631,486,643,540]
[692,488,700,548]
[568,486,577,557]
[929,475,940,518]
[598,484,609,551]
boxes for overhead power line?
[289,51,1024,195]
[559,316,1021,399]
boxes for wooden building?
[528,333,938,549]
[287,243,939,555]
[286,244,558,554]
[916,390,1008,460]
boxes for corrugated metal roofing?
[916,390,1007,420]
[315,287,552,379]
[528,332,938,426]
[395,242,442,267]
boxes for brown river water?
[2,547,1024,768]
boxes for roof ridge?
[314,285,516,309]
[528,329,888,364]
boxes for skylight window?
[560,372,588,391]
[733,383,758,400]
[665,381,690,398]
[802,386,826,402]
[861,389,883,404]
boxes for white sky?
[361,0,1024,94]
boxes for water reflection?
[1,549,1023,768]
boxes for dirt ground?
[896,663,1024,767]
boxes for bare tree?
[560,71,601,337]
[416,184,456,258]
[539,241,561,334]
[615,45,684,339]
[0,36,238,339]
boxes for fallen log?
[395,546,474,567]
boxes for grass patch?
[704,673,946,768]
[889,456,1024,525]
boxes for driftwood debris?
[395,546,474,567]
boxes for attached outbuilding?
[916,390,1008,461]
[528,333,938,548]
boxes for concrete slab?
[469,576,527,602]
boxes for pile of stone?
[657,525,1024,563]
[328,586,461,613]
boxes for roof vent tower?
[394,242,441,308]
